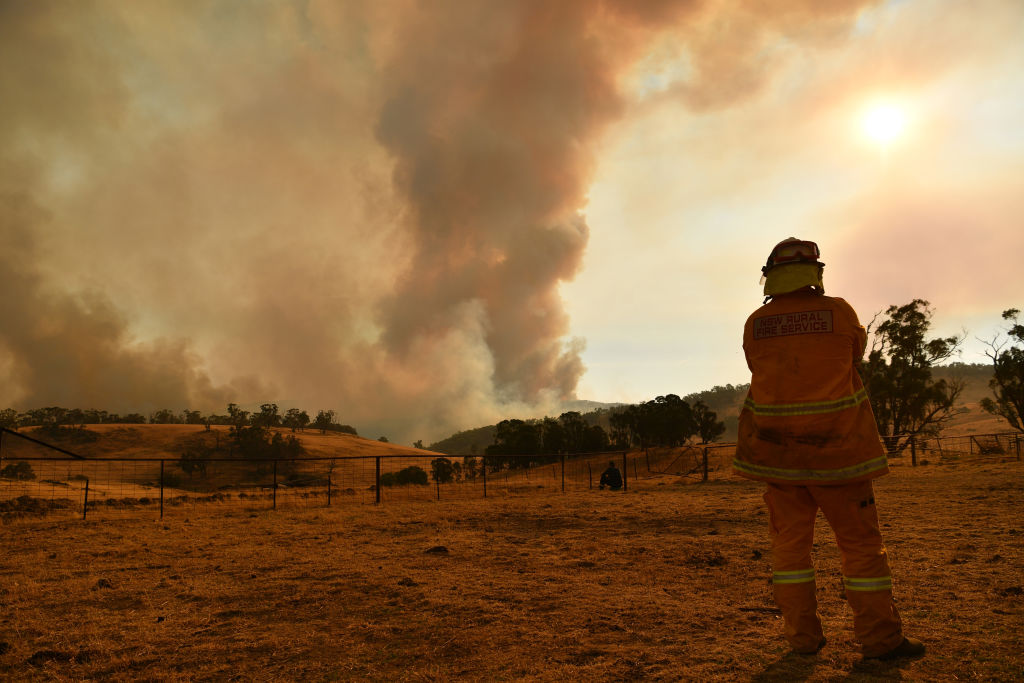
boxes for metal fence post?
[159,460,165,520]
[375,457,381,504]
[83,478,89,520]
[622,452,628,492]
[273,460,278,510]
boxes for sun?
[861,102,907,146]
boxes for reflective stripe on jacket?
[733,291,887,486]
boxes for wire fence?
[910,432,1023,462]
[0,428,739,523]
[1,426,1019,524]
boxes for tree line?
[475,399,727,472]
[0,403,359,437]
[385,399,729,489]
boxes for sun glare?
[861,102,907,146]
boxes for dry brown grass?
[1,457,1022,681]
[5,424,438,460]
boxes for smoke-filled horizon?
[3,1,1021,443]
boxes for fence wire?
[0,430,736,523]
[913,432,1023,460]
[1,427,1019,523]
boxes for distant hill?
[560,399,624,413]
[931,362,1011,434]
[932,362,993,404]
[678,385,744,441]
[3,423,439,460]
[428,425,497,456]
[428,363,1011,453]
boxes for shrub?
[161,472,183,489]
[36,424,100,443]
[1,461,35,480]
[380,466,428,487]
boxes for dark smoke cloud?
[0,188,238,412]
[0,0,876,441]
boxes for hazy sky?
[2,0,1021,443]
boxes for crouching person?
[599,461,622,491]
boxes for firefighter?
[733,237,925,660]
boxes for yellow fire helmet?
[760,237,825,297]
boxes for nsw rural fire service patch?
[753,310,833,339]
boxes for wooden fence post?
[327,474,332,507]
[159,460,165,520]
[702,447,709,482]
[375,457,382,504]
[588,461,592,489]
[83,478,89,520]
[910,436,917,467]
[560,455,565,493]
[273,460,278,510]
[622,452,628,492]
[482,460,487,498]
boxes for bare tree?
[980,308,1024,433]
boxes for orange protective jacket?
[733,291,887,486]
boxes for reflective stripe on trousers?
[844,575,893,591]
[773,569,815,585]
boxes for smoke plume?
[0,0,875,442]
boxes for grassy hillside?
[933,362,995,404]
[3,424,438,461]
[428,424,497,456]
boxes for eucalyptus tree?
[860,299,964,452]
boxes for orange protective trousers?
[764,480,904,656]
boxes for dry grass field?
[3,424,439,460]
[1,455,1022,681]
